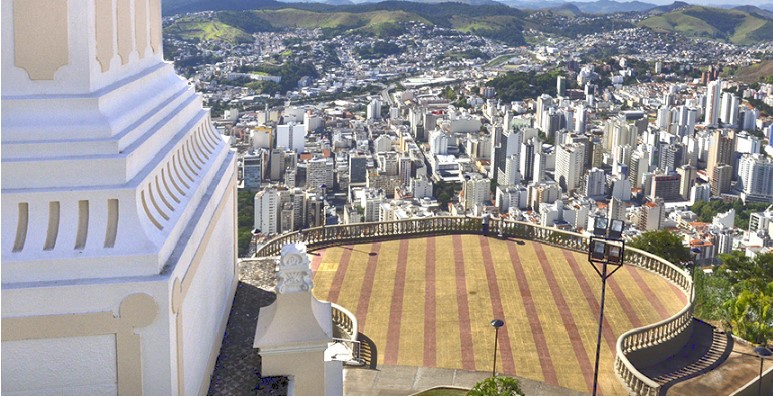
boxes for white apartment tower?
[463,173,490,211]
[738,154,773,201]
[276,122,306,153]
[254,188,280,234]
[704,79,722,127]
[555,143,585,192]
[1,1,238,394]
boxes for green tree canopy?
[467,376,523,396]
[723,282,773,345]
[628,230,691,266]
[718,252,773,291]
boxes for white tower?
[2,1,237,395]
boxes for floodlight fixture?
[608,219,624,240]
[593,217,608,237]
[591,240,606,260]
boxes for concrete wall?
[732,365,773,396]
[625,322,695,369]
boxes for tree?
[628,230,691,266]
[723,283,773,345]
[467,376,523,396]
[718,252,773,291]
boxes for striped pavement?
[312,235,687,395]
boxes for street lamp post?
[755,345,772,395]
[588,217,626,396]
[490,319,504,378]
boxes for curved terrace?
[255,217,696,395]
[311,235,685,395]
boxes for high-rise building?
[711,164,733,196]
[520,138,538,182]
[496,185,529,212]
[651,174,682,202]
[462,173,490,211]
[535,94,553,132]
[254,187,280,234]
[349,152,369,184]
[677,165,697,201]
[608,196,626,221]
[276,122,306,153]
[720,92,738,126]
[706,129,736,180]
[557,76,567,97]
[1,2,237,394]
[704,79,722,126]
[638,198,665,231]
[242,151,265,190]
[367,98,382,120]
[737,154,773,201]
[494,127,522,185]
[585,168,606,199]
[555,143,585,192]
[307,157,335,190]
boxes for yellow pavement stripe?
[489,238,544,382]
[460,236,496,372]
[397,238,427,367]
[433,235,463,369]
[367,240,399,365]
[313,248,345,301]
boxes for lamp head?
[755,345,772,358]
[490,319,504,329]
[593,217,609,237]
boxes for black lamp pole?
[755,345,772,395]
[491,319,504,378]
[588,218,625,396]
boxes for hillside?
[571,0,656,15]
[639,5,773,45]
[728,59,773,84]
[164,2,530,45]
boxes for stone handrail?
[256,217,693,395]
[331,302,357,342]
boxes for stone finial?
[277,243,313,294]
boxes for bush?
[467,376,523,396]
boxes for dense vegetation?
[629,230,692,266]
[639,5,773,45]
[691,200,770,231]
[236,61,319,92]
[356,40,402,59]
[237,191,255,257]
[488,70,571,102]
[695,252,773,345]
[467,376,523,396]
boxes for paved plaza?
[311,235,687,396]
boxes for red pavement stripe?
[310,249,325,273]
[424,237,437,367]
[383,239,409,365]
[452,235,476,371]
[533,244,595,392]
[479,236,516,375]
[507,242,559,385]
[356,242,381,332]
[562,251,617,354]
[327,246,352,303]
[625,265,672,319]
[608,277,643,329]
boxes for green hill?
[164,3,529,45]
[639,5,773,45]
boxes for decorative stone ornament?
[277,243,313,294]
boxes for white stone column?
[253,243,343,396]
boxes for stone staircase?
[639,319,732,395]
